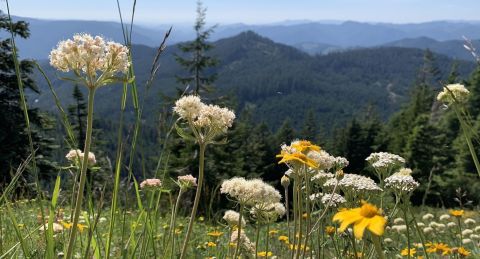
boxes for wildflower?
[332,201,386,240]
[439,214,451,221]
[290,140,321,153]
[77,223,87,233]
[422,213,434,221]
[220,177,281,206]
[207,230,224,237]
[423,227,433,234]
[324,173,382,192]
[50,34,130,88]
[450,210,464,217]
[392,225,407,233]
[447,222,457,228]
[173,95,203,120]
[306,150,336,170]
[464,218,476,225]
[321,193,346,207]
[278,235,289,242]
[223,210,246,227]
[471,234,480,240]
[268,229,278,235]
[139,179,162,190]
[417,222,425,227]
[277,151,318,168]
[280,175,290,188]
[462,238,472,245]
[311,171,334,184]
[384,169,419,194]
[457,247,471,257]
[384,238,393,243]
[325,226,336,236]
[309,193,323,201]
[251,202,286,223]
[176,174,197,189]
[426,242,451,255]
[401,248,416,257]
[61,221,73,229]
[193,104,236,133]
[257,251,273,257]
[393,217,405,224]
[462,229,473,236]
[475,226,480,232]
[66,149,96,166]
[437,83,470,104]
[230,230,255,254]
[39,222,64,233]
[333,156,349,170]
[206,241,216,247]
[366,152,405,170]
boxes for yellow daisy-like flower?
[278,235,289,242]
[291,140,321,153]
[257,251,273,257]
[457,247,471,257]
[175,228,182,235]
[325,226,336,236]
[61,221,73,229]
[426,242,451,255]
[77,223,88,233]
[401,248,416,257]
[277,152,318,168]
[332,201,386,240]
[206,241,216,247]
[268,229,278,235]
[207,230,224,237]
[450,210,464,217]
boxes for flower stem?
[233,204,245,258]
[167,189,184,258]
[372,235,385,259]
[402,206,411,259]
[65,88,96,259]
[179,143,206,259]
[255,224,261,259]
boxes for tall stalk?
[179,143,206,259]
[65,88,96,259]
[233,204,245,258]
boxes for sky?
[5,0,480,25]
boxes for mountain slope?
[29,32,475,131]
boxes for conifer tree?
[175,0,217,95]
[68,85,87,148]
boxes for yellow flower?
[278,235,289,242]
[426,242,451,255]
[257,251,273,257]
[401,248,416,257]
[450,210,464,217]
[77,223,87,233]
[229,242,236,247]
[61,221,73,229]
[325,226,336,236]
[277,152,318,168]
[268,229,278,235]
[291,140,321,153]
[332,201,386,240]
[289,244,309,251]
[175,228,182,235]
[206,241,216,247]
[17,224,25,229]
[207,230,224,237]
[199,216,205,222]
[302,213,309,219]
[457,247,471,257]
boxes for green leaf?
[174,123,196,142]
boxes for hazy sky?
[5,0,480,25]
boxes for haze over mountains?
[12,16,480,61]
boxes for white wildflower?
[323,173,382,192]
[393,218,405,224]
[366,152,405,170]
[439,214,451,221]
[422,213,434,221]
[140,179,162,190]
[447,222,457,228]
[220,177,281,206]
[173,95,204,121]
[465,218,476,225]
[65,149,96,166]
[392,225,407,233]
[321,193,346,207]
[306,150,335,170]
[177,174,197,189]
[462,238,473,245]
[223,210,246,227]
[462,229,474,236]
[437,83,470,104]
[384,170,419,194]
[423,227,433,234]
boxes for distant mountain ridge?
[8,16,480,61]
[30,31,475,131]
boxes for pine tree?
[68,85,87,148]
[275,118,295,145]
[0,13,56,192]
[300,109,319,142]
[174,0,218,95]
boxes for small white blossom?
[422,213,435,221]
[393,218,405,224]
[366,152,405,170]
[321,193,346,207]
[439,214,451,221]
[384,170,419,194]
[223,210,246,227]
[220,177,281,206]
[140,179,162,190]
[437,83,470,104]
[323,173,382,192]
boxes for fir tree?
[68,85,87,148]
[174,0,218,95]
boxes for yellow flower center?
[359,203,379,218]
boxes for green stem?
[295,180,304,259]
[168,189,184,258]
[179,143,206,259]
[408,207,430,259]
[403,206,411,259]
[302,172,312,257]
[265,223,270,257]
[291,180,298,259]
[65,88,96,259]
[455,108,480,177]
[255,224,261,259]
[372,235,385,259]
[285,188,290,242]
[233,204,245,258]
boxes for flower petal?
[367,215,386,237]
[353,218,370,240]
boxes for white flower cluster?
[311,171,334,184]
[309,193,323,201]
[50,34,129,81]
[366,152,405,170]
[333,156,349,169]
[384,169,419,194]
[220,177,281,206]
[323,173,382,192]
[66,149,96,166]
[250,202,286,223]
[223,210,246,227]
[140,179,162,190]
[230,230,255,254]
[173,95,235,134]
[177,174,197,189]
[437,83,470,104]
[321,193,346,207]
[307,150,335,170]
